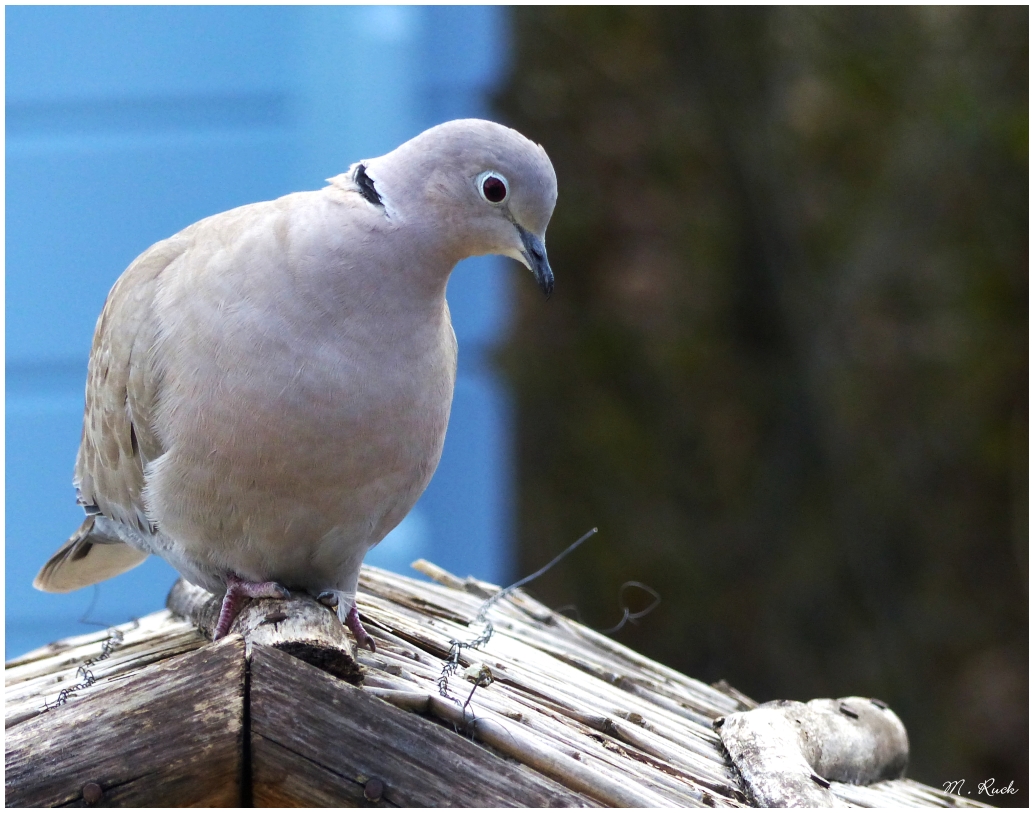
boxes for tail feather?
[34,516,149,593]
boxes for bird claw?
[345,602,376,653]
[315,591,374,652]
[213,574,291,640]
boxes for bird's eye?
[477,171,508,204]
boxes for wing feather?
[34,516,149,593]
[74,233,189,534]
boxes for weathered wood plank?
[5,637,246,808]
[251,734,390,808]
[249,644,597,808]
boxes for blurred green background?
[497,7,1027,805]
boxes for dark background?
[496,7,1027,805]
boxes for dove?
[33,118,557,649]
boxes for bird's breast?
[195,301,456,488]
[147,281,458,569]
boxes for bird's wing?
[73,232,191,535]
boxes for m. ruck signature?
[943,778,1018,797]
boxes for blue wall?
[6,6,516,658]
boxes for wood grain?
[5,637,246,808]
[5,613,206,731]
[249,643,596,808]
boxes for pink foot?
[345,603,376,653]
[213,573,291,640]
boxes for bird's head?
[351,119,558,297]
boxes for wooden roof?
[6,562,984,807]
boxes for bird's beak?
[515,223,554,298]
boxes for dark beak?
[516,224,554,298]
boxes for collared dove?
[34,118,557,649]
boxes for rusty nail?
[839,702,859,719]
[811,773,831,789]
[364,777,384,802]
[712,716,725,729]
[82,782,103,804]
[870,697,888,710]
[262,611,288,625]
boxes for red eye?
[479,172,508,203]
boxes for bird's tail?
[33,515,149,593]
